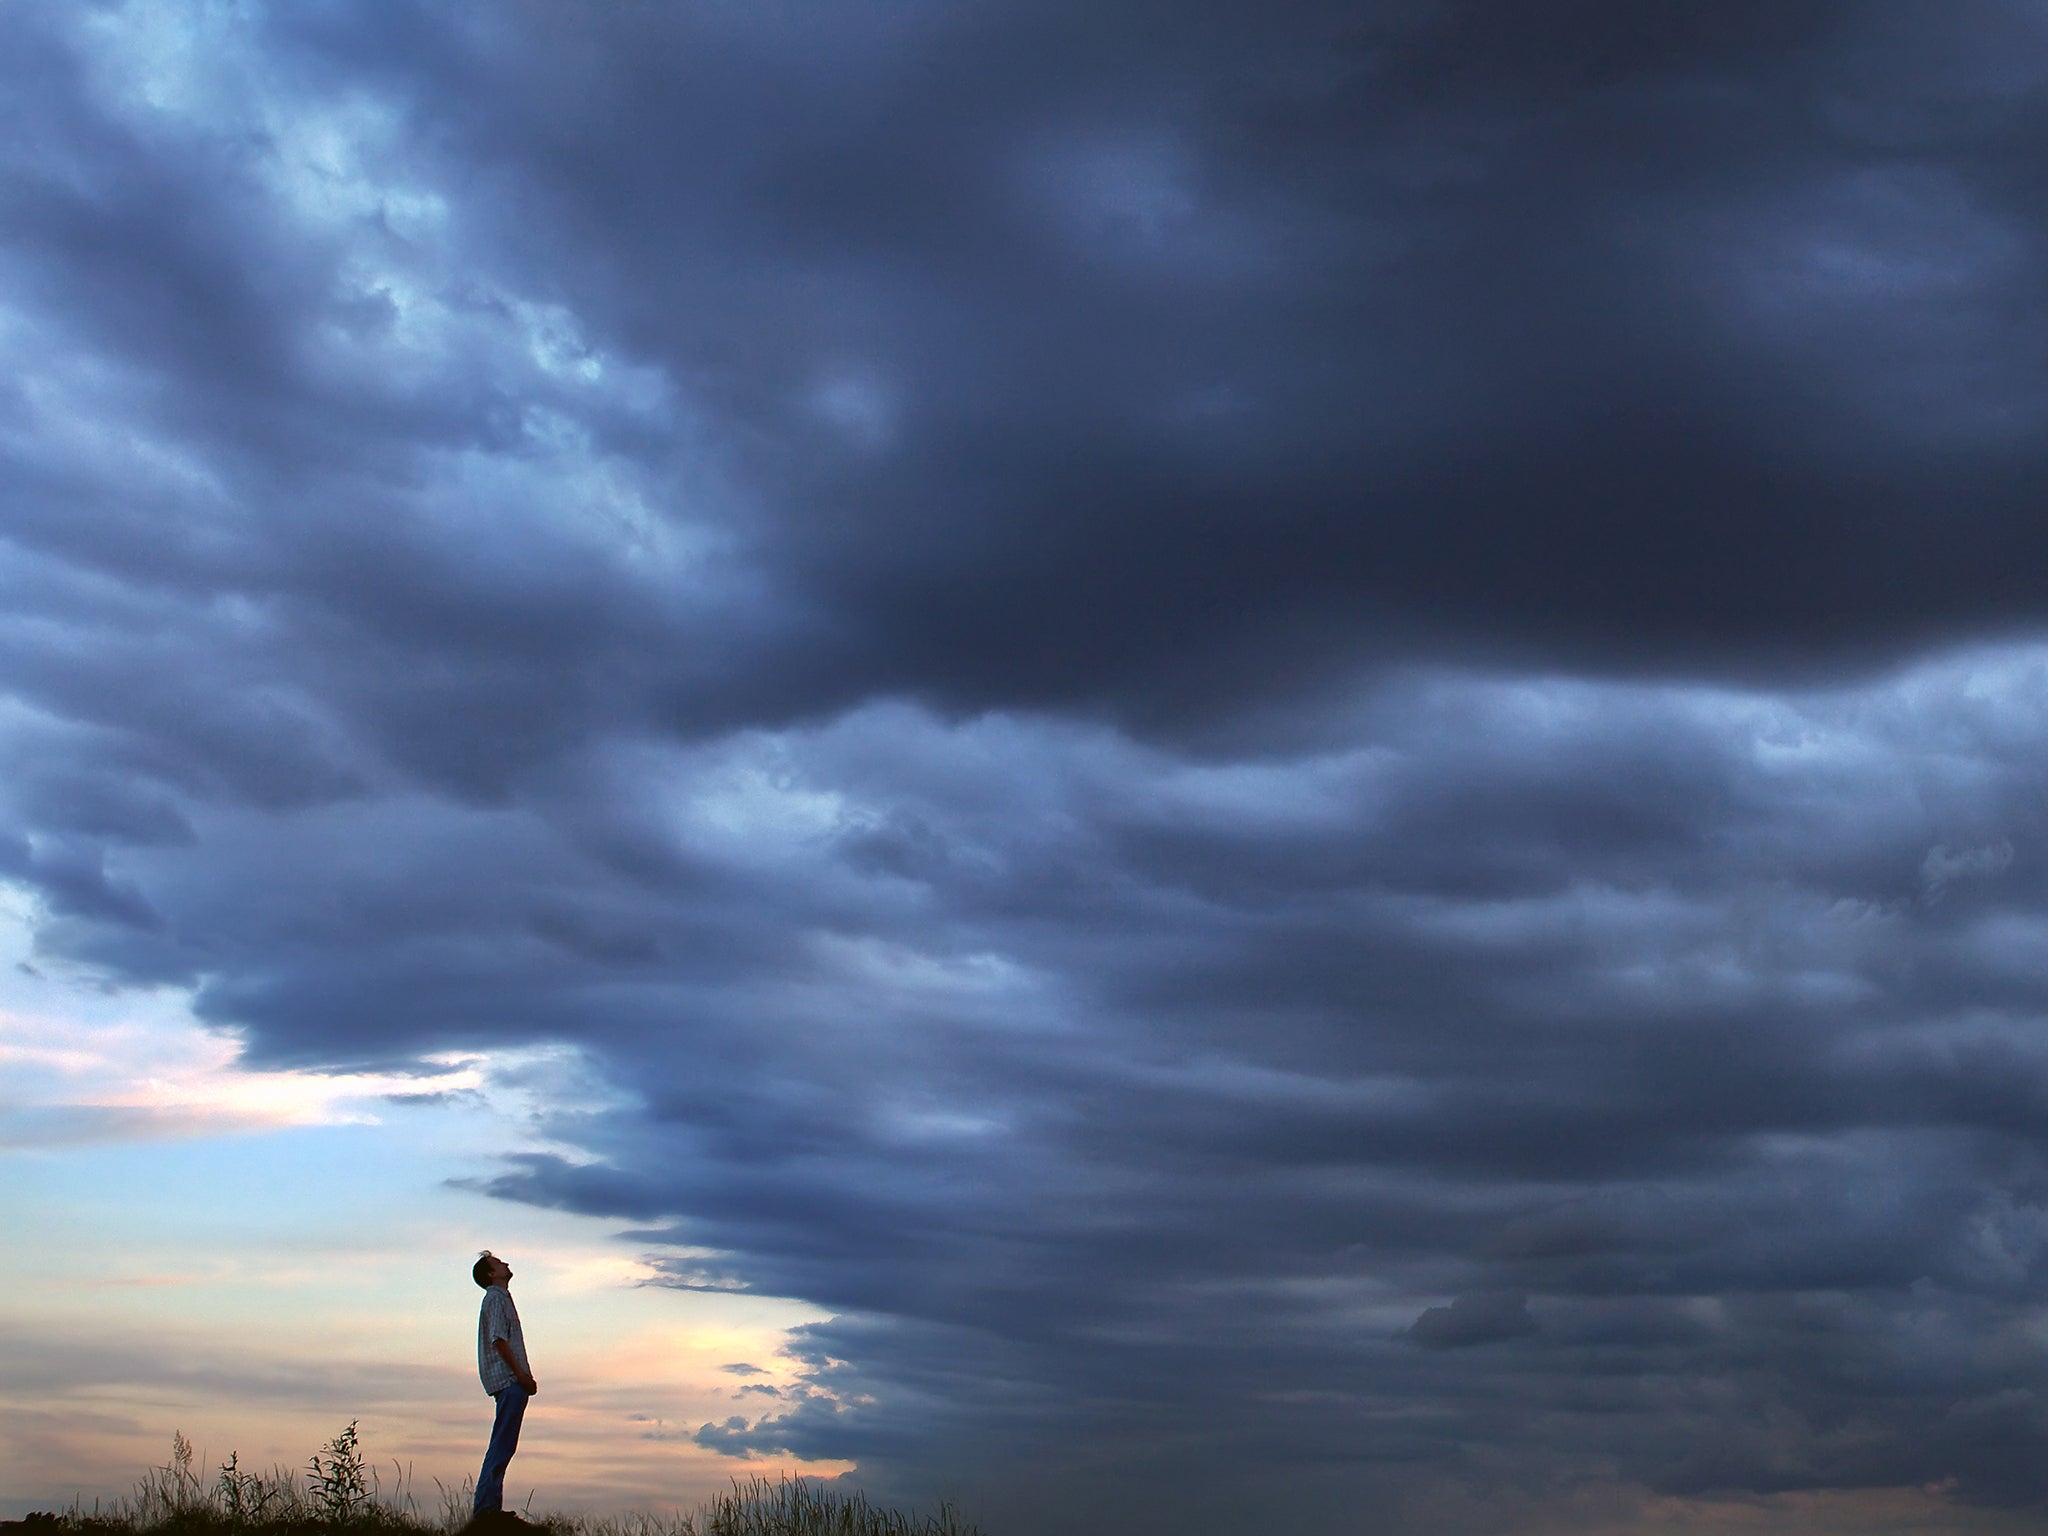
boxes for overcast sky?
[7,3,2048,1532]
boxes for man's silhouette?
[472,1251,537,1521]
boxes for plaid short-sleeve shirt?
[477,1285,529,1395]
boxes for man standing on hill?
[472,1251,538,1523]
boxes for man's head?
[473,1251,513,1289]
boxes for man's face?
[490,1257,513,1287]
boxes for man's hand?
[492,1337,537,1394]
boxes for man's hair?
[473,1251,498,1288]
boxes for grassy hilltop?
[8,1426,983,1536]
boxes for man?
[472,1251,538,1522]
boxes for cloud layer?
[8,2,2048,1530]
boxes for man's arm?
[492,1337,538,1394]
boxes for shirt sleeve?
[482,1291,512,1344]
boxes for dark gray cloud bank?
[8,1,2048,1529]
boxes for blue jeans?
[474,1383,529,1515]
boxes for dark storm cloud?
[1406,1291,1538,1351]
[8,2,2048,1532]
[269,0,2048,731]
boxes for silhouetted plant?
[306,1421,371,1523]
[216,1451,298,1525]
[66,1437,982,1536]
[130,1431,207,1522]
[701,1476,978,1536]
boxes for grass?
[19,1427,984,1536]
